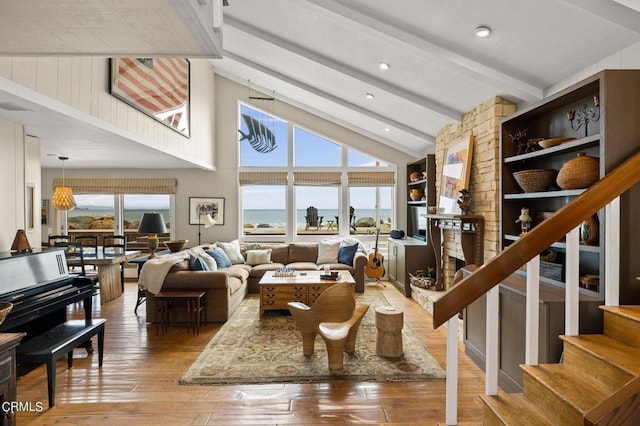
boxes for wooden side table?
[153,291,206,335]
[375,306,404,357]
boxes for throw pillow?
[189,254,210,271]
[217,239,245,264]
[245,249,273,266]
[200,251,218,271]
[316,240,341,264]
[205,247,232,269]
[337,242,359,265]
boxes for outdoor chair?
[335,206,357,233]
[288,282,369,370]
[305,206,323,230]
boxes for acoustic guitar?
[365,228,385,279]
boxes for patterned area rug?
[180,292,445,385]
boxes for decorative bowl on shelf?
[556,152,599,190]
[537,137,575,149]
[164,239,188,252]
[409,171,423,182]
[0,302,13,325]
[513,169,557,193]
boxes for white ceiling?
[1,0,640,168]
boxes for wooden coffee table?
[259,270,355,318]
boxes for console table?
[426,214,484,290]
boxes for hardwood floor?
[17,281,485,425]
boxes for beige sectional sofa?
[144,241,368,324]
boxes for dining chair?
[103,235,127,291]
[74,235,98,270]
[55,241,99,286]
[48,235,71,247]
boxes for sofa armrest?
[352,252,368,293]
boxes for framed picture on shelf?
[189,197,224,225]
[110,57,190,137]
[438,133,474,215]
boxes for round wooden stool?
[375,306,404,357]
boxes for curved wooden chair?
[288,282,370,370]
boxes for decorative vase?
[409,188,423,201]
[556,152,599,190]
[580,214,599,245]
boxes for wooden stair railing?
[433,149,640,329]
[584,375,640,425]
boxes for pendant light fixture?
[52,156,76,211]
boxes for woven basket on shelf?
[513,169,557,193]
[556,152,599,190]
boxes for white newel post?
[565,227,580,336]
[605,197,620,307]
[525,255,540,365]
[445,315,458,425]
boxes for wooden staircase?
[480,305,640,424]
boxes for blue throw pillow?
[337,243,359,265]
[205,247,232,269]
[189,255,210,271]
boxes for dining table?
[83,249,141,304]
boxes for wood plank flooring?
[16,281,486,425]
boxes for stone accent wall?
[435,97,517,288]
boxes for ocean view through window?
[239,101,396,238]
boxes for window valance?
[239,172,288,186]
[293,172,342,186]
[347,171,395,187]
[52,178,177,194]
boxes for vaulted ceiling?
[1,0,640,168]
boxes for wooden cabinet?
[463,270,603,392]
[387,238,434,297]
[0,333,25,425]
[260,282,334,316]
[501,70,640,303]
[406,155,435,241]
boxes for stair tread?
[600,305,640,322]
[560,334,640,376]
[480,394,551,425]
[522,364,612,413]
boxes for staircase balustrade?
[433,150,640,424]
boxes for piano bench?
[16,319,106,408]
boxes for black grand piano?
[0,248,102,412]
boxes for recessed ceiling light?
[475,26,491,38]
[384,127,391,132]
[365,93,375,99]
[379,62,390,70]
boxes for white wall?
[0,120,41,251]
[0,57,216,169]
[40,75,414,245]
[545,41,640,97]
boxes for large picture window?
[238,102,396,239]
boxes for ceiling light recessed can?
[365,93,375,99]
[384,127,391,132]
[475,26,491,38]
[379,62,390,70]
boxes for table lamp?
[138,212,167,258]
